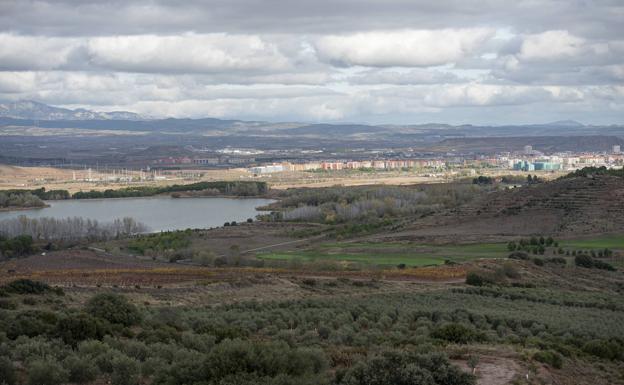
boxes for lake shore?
[0,204,50,212]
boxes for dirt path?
[237,235,325,254]
[453,356,522,385]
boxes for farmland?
[1,169,624,385]
[256,242,509,267]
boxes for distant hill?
[428,136,624,153]
[283,123,381,136]
[0,100,143,121]
[382,174,624,241]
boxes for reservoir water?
[0,197,274,232]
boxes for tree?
[432,323,482,344]
[575,254,594,268]
[467,355,479,374]
[86,293,141,326]
[0,357,17,385]
[63,355,99,384]
[338,351,475,385]
[56,313,109,346]
[110,355,139,385]
[27,359,69,385]
[465,272,485,286]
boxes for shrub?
[0,356,17,385]
[465,272,486,286]
[575,254,594,268]
[0,298,17,310]
[337,351,475,385]
[111,355,140,385]
[432,323,483,344]
[582,339,624,360]
[55,313,110,346]
[7,310,58,339]
[533,258,544,266]
[2,279,54,295]
[533,350,563,369]
[0,235,34,258]
[501,263,520,279]
[593,260,616,271]
[63,355,99,383]
[574,255,616,271]
[27,358,69,385]
[86,293,141,326]
[508,251,529,260]
[545,257,566,265]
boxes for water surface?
[0,197,274,232]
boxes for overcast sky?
[0,0,623,125]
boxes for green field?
[257,236,624,267]
[560,235,624,250]
[257,241,509,267]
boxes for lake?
[0,197,275,232]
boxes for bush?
[508,251,529,260]
[575,255,616,271]
[465,272,486,286]
[593,260,616,271]
[0,298,17,310]
[533,258,544,266]
[2,279,54,295]
[7,310,58,339]
[582,339,624,360]
[575,254,594,268]
[86,293,141,326]
[337,351,475,385]
[111,355,140,385]
[533,350,563,369]
[55,313,110,346]
[501,263,520,279]
[27,358,69,385]
[545,257,566,265]
[431,323,483,344]
[0,356,17,385]
[0,235,34,258]
[63,355,99,383]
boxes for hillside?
[382,174,624,241]
[0,100,143,120]
[427,136,624,153]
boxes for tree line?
[2,181,269,203]
[269,184,486,224]
[563,166,624,179]
[0,216,147,242]
[0,191,46,209]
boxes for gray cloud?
[0,0,622,124]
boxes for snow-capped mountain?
[0,100,143,120]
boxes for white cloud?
[0,34,78,70]
[86,33,291,73]
[519,30,587,61]
[314,28,494,67]
[347,68,461,85]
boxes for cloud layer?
[0,1,622,124]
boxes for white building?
[249,164,284,174]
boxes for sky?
[0,0,623,125]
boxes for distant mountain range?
[0,100,143,121]
[0,101,621,141]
